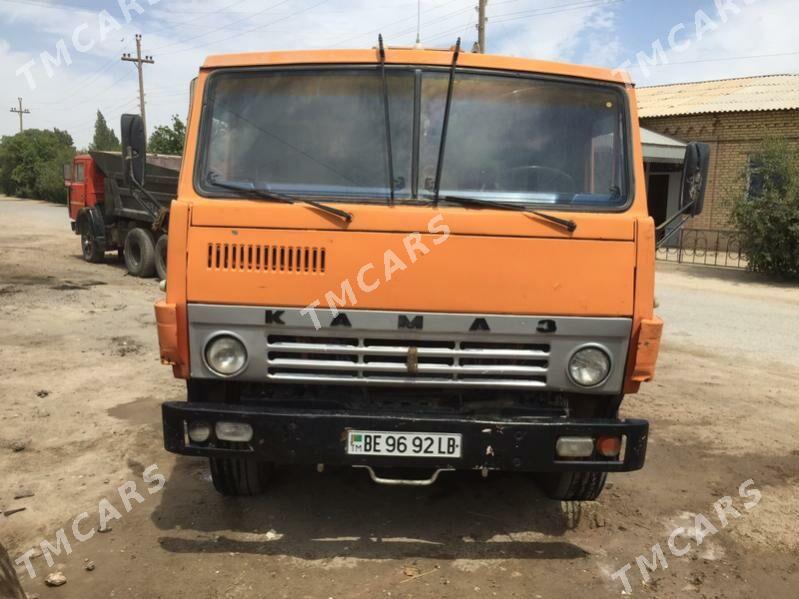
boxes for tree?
[90,110,120,151]
[729,137,799,279]
[0,128,75,203]
[148,114,186,155]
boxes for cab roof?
[201,48,630,86]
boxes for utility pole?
[121,34,155,136]
[10,98,30,133]
[475,0,488,53]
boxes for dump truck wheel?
[81,226,105,263]
[209,456,273,496]
[155,234,168,280]
[538,471,607,501]
[124,228,156,278]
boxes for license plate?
[347,430,462,458]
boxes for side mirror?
[121,114,147,188]
[63,163,72,185]
[680,141,710,216]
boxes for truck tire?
[155,234,168,280]
[124,228,156,278]
[81,226,105,263]
[209,456,273,496]
[538,471,607,501]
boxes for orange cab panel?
[185,226,635,316]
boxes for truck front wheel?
[154,234,168,280]
[538,471,607,501]
[80,227,105,263]
[123,228,156,277]
[209,457,273,496]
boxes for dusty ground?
[1,196,797,599]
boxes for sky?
[1,0,797,148]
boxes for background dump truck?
[65,144,180,279]
[148,45,709,502]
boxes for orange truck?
[144,43,709,500]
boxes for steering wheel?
[496,165,576,194]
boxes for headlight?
[568,346,611,387]
[205,335,247,376]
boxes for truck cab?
[151,46,708,500]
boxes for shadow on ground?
[150,458,585,562]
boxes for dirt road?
[1,196,797,598]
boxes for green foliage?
[0,128,75,203]
[730,138,799,279]
[148,114,186,155]
[90,110,120,151]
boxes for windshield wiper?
[207,174,353,223]
[437,194,577,232]
[377,34,395,206]
[432,37,461,207]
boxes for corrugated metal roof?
[637,74,799,118]
[640,128,686,147]
[641,128,686,162]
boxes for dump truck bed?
[90,151,180,222]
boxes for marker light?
[216,422,254,443]
[556,436,595,458]
[597,435,622,458]
[188,421,211,443]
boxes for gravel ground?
[1,196,798,598]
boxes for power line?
[57,97,139,135]
[149,0,293,52]
[328,0,464,48]
[490,0,625,24]
[424,21,477,46]
[27,38,129,105]
[0,0,93,13]
[28,61,126,106]
[148,0,251,28]
[157,0,332,57]
[638,49,799,69]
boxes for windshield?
[197,67,630,209]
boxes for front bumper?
[162,402,648,472]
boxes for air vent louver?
[207,243,326,273]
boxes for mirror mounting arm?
[655,214,692,249]
[655,198,695,233]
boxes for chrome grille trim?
[267,373,547,388]
[266,340,549,359]
[188,305,633,394]
[265,337,549,388]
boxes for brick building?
[637,74,799,234]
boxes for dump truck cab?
[151,47,708,500]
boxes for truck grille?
[207,243,326,273]
[266,335,549,388]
